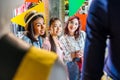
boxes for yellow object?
[11,2,45,27]
[13,46,57,80]
[101,71,112,80]
[64,0,69,5]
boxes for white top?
[59,30,86,62]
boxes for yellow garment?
[13,46,58,80]
[101,75,112,80]
[101,71,112,80]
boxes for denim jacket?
[22,35,42,48]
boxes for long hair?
[25,12,44,41]
[49,17,61,52]
[64,16,81,39]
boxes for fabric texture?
[13,46,58,80]
[42,37,65,63]
[22,35,42,48]
[67,61,80,80]
[59,30,86,62]
[81,0,120,80]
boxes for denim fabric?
[67,61,80,80]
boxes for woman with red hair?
[59,16,86,80]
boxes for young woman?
[59,16,86,80]
[22,10,46,48]
[60,16,86,63]
[42,17,65,63]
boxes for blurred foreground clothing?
[0,33,68,80]
[81,0,120,80]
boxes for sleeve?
[80,30,86,51]
[59,36,68,54]
[22,35,32,45]
[81,0,108,80]
[59,36,72,62]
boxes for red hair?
[64,16,81,39]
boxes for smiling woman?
[59,15,86,80]
[0,0,68,80]
[22,10,46,48]
[42,17,65,63]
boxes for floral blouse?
[59,31,86,62]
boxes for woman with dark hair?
[42,17,65,63]
[22,10,46,48]
[0,0,69,79]
[59,16,86,80]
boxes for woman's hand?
[42,38,51,51]
[71,50,83,59]
[75,50,83,58]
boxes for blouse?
[59,30,86,62]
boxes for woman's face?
[50,20,62,36]
[33,17,46,36]
[68,18,79,34]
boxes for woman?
[59,16,86,80]
[22,10,46,48]
[42,17,64,63]
[60,16,86,62]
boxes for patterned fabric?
[67,61,80,80]
[59,31,86,62]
